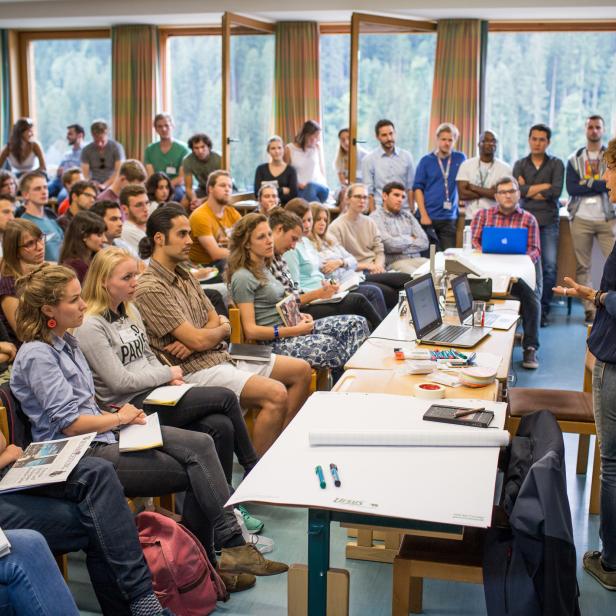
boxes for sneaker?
[540,314,548,327]
[218,570,256,593]
[237,505,264,534]
[585,310,596,326]
[234,509,275,554]
[522,347,539,370]
[583,550,616,591]
[219,543,289,576]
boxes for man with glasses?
[81,120,125,191]
[57,180,98,231]
[120,184,150,254]
[18,171,64,262]
[456,130,512,224]
[471,176,542,369]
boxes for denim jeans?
[539,221,559,316]
[592,359,616,568]
[355,283,388,320]
[47,176,64,199]
[88,425,243,564]
[130,385,258,483]
[298,182,329,203]
[0,457,154,615]
[0,530,79,616]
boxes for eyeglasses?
[19,236,45,250]
[496,189,518,196]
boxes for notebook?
[143,384,195,406]
[119,413,164,452]
[276,294,302,326]
[229,343,272,363]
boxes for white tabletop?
[228,392,507,528]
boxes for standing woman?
[0,219,45,344]
[254,136,298,205]
[0,118,46,178]
[146,172,172,211]
[59,211,106,283]
[284,121,329,204]
[77,247,259,486]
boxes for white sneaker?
[234,509,275,554]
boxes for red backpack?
[136,511,228,615]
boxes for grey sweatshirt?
[75,305,173,408]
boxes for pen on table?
[330,463,341,487]
[454,407,485,418]
[315,465,326,489]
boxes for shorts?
[184,356,276,399]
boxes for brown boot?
[219,543,289,576]
[218,570,256,593]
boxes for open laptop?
[482,227,528,254]
[451,274,519,331]
[404,274,491,348]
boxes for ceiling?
[0,0,615,28]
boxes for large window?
[229,34,275,192]
[168,35,222,154]
[31,37,111,167]
[486,31,616,166]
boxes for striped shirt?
[470,205,541,263]
[134,258,231,373]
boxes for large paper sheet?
[228,393,507,528]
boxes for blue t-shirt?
[21,212,64,262]
[412,151,466,220]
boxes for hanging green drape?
[111,25,160,160]
[429,20,484,157]
[0,30,11,146]
[274,22,320,144]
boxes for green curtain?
[429,20,484,157]
[274,22,320,144]
[111,25,160,160]
[0,30,10,147]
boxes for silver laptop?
[404,274,491,348]
[451,274,519,331]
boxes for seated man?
[0,432,170,615]
[81,120,125,191]
[183,132,222,208]
[370,181,429,274]
[57,180,98,231]
[96,159,147,205]
[135,205,312,456]
[91,199,140,259]
[471,175,542,370]
[48,123,85,200]
[56,167,84,216]
[120,184,149,254]
[0,194,15,258]
[188,170,240,270]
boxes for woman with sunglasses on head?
[59,211,107,283]
[0,118,46,178]
[10,263,288,593]
[0,219,45,344]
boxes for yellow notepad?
[143,384,195,406]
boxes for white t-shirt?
[456,157,512,219]
[576,150,605,221]
[121,221,146,255]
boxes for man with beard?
[183,133,223,209]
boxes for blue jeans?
[0,530,79,616]
[539,222,559,316]
[356,283,388,320]
[298,182,329,203]
[592,359,616,568]
[0,457,154,615]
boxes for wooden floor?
[77,299,616,615]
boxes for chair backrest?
[0,384,32,448]
[229,306,244,344]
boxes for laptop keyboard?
[432,325,469,342]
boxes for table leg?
[308,508,331,616]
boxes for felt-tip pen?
[330,463,341,487]
[454,407,485,418]
[315,465,326,489]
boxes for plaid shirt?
[269,253,302,304]
[470,205,541,263]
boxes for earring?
[47,318,57,329]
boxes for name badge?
[443,200,452,210]
[118,326,140,344]
[166,166,177,175]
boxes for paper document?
[143,384,194,406]
[337,272,365,293]
[309,290,349,305]
[0,527,11,558]
[0,433,95,493]
[119,413,163,452]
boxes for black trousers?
[363,272,412,310]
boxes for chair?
[506,338,599,514]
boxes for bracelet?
[273,325,280,339]
[594,290,604,308]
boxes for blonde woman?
[253,136,298,205]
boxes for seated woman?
[0,219,45,345]
[228,213,369,381]
[77,247,258,490]
[0,171,18,200]
[279,199,385,328]
[146,172,172,212]
[9,264,288,589]
[59,211,106,283]
[256,184,280,217]
[284,121,329,204]
[328,183,412,310]
[254,136,298,206]
[0,118,46,178]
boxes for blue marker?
[330,463,341,487]
[315,465,326,489]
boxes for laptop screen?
[451,274,474,322]
[404,274,442,338]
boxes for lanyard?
[435,153,452,203]
[478,160,494,187]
